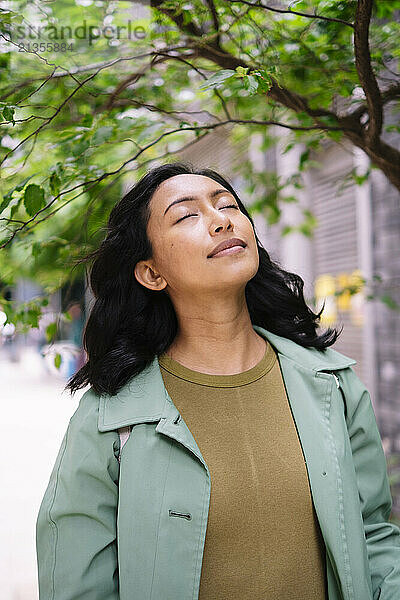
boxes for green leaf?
[0,194,13,215]
[23,184,46,216]
[281,225,293,236]
[326,130,343,142]
[71,138,90,156]
[54,352,62,369]
[380,294,400,311]
[49,172,61,195]
[246,75,259,94]
[198,70,236,90]
[10,202,21,219]
[251,68,276,93]
[0,174,37,214]
[81,114,93,127]
[299,149,310,171]
[384,124,400,133]
[92,126,114,145]
[374,1,400,18]
[32,242,42,258]
[46,321,57,342]
[137,123,162,143]
[118,117,135,132]
[2,106,15,124]
[282,142,295,155]
[235,66,249,77]
[281,195,298,203]
[0,8,23,25]
[50,162,65,178]
[26,308,40,328]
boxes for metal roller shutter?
[309,145,365,380]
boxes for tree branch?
[109,98,222,123]
[228,0,354,28]
[138,4,400,183]
[346,81,400,123]
[0,44,194,102]
[354,0,383,146]
[105,50,199,110]
[0,71,98,167]
[381,82,400,104]
[205,0,221,44]
[149,8,342,124]
[0,45,197,164]
[151,0,204,39]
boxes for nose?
[210,209,234,234]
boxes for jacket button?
[322,471,327,477]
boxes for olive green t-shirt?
[158,339,327,599]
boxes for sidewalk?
[0,345,84,599]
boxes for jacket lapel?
[253,325,356,371]
[98,356,169,431]
[97,346,208,465]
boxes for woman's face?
[135,174,259,297]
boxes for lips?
[207,237,247,258]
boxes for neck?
[165,292,267,374]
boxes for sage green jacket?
[36,325,400,600]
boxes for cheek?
[160,235,202,275]
[247,226,258,251]
[169,228,202,257]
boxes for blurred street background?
[0,340,84,599]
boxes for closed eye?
[175,205,239,224]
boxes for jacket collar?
[98,324,356,432]
[252,325,356,372]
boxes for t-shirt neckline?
[158,339,276,388]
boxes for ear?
[134,260,167,292]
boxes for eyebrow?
[163,188,234,216]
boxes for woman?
[36,161,400,600]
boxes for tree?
[0,0,399,331]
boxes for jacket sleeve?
[35,388,120,600]
[339,366,400,600]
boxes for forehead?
[151,174,228,209]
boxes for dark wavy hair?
[65,160,342,397]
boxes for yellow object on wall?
[314,270,365,327]
[336,272,351,311]
[314,274,337,326]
